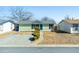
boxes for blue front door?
[32,24,43,30]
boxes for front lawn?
[40,32,79,44]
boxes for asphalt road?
[0,47,79,53]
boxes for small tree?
[34,27,40,39]
[32,27,40,40]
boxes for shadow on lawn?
[55,30,70,34]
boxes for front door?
[32,24,43,30]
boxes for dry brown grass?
[0,31,33,39]
[40,32,79,44]
[1,31,79,44]
[8,31,32,35]
[0,34,9,39]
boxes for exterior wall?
[19,24,34,32]
[19,24,52,32]
[0,22,15,34]
[58,22,71,33]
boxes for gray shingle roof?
[19,20,34,24]
[0,19,56,25]
[19,19,56,24]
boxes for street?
[0,47,79,53]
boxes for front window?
[73,24,78,30]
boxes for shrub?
[29,37,35,41]
[32,27,40,40]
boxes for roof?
[32,20,41,24]
[59,19,79,24]
[19,20,35,24]
[42,19,56,24]
[64,20,79,24]
[0,20,16,25]
[19,19,56,24]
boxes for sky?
[0,6,79,23]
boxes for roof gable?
[0,20,16,25]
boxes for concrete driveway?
[0,35,34,47]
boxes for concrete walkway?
[33,32,44,44]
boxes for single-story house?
[0,20,16,34]
[19,19,56,32]
[57,19,79,33]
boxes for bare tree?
[41,17,48,21]
[9,7,33,22]
[41,17,56,24]
[65,15,70,20]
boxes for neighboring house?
[57,19,79,33]
[19,19,56,32]
[0,20,16,34]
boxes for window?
[73,24,78,30]
[49,24,53,29]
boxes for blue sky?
[0,6,79,23]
